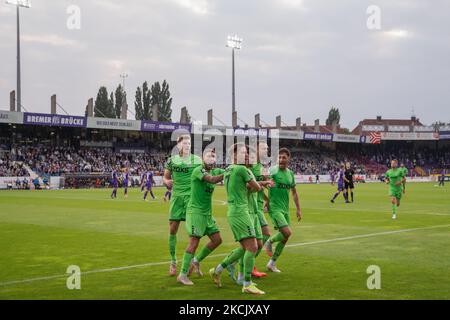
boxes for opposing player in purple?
[330,164,347,203]
[143,169,156,201]
[111,167,119,199]
[140,171,146,192]
[164,185,172,202]
[123,168,130,198]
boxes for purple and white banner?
[439,131,450,140]
[24,112,86,127]
[233,127,268,137]
[141,120,191,133]
[303,132,334,142]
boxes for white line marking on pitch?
[0,224,449,288]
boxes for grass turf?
[0,182,449,300]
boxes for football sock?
[272,242,286,262]
[219,247,245,269]
[195,246,213,263]
[181,252,194,275]
[269,232,285,244]
[243,250,256,282]
[169,234,177,263]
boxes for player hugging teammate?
[165,137,303,295]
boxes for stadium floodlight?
[226,35,243,50]
[6,0,31,7]
[226,35,243,122]
[6,0,31,113]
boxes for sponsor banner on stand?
[274,130,304,140]
[141,120,191,133]
[332,134,361,143]
[24,112,86,127]
[303,132,333,142]
[0,110,23,124]
[233,127,268,137]
[439,131,450,140]
[87,117,141,131]
[381,132,439,141]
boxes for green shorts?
[256,208,268,227]
[169,195,190,221]
[227,211,256,242]
[269,210,290,230]
[389,189,402,200]
[252,214,263,240]
[185,212,219,238]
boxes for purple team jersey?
[337,170,344,189]
[112,171,118,188]
[145,171,153,188]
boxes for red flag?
[369,132,381,144]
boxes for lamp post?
[226,35,242,120]
[6,0,31,112]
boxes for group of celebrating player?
[109,134,409,295]
[162,135,302,295]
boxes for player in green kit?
[177,149,224,285]
[163,135,202,276]
[399,163,408,195]
[385,159,406,220]
[232,145,274,283]
[264,148,302,273]
[249,142,274,278]
[209,143,266,295]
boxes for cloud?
[22,34,85,48]
[383,29,411,39]
[171,0,210,15]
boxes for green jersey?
[385,168,405,191]
[164,154,202,196]
[187,166,224,216]
[224,164,254,215]
[400,167,408,177]
[269,165,296,213]
[251,163,266,211]
[247,170,259,215]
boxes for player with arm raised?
[163,135,202,276]
[263,148,302,273]
[177,149,224,285]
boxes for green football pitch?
[0,182,448,300]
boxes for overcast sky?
[1,0,449,130]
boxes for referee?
[344,162,355,203]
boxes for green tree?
[134,86,143,120]
[184,106,192,124]
[326,107,340,126]
[142,81,152,120]
[108,92,115,118]
[114,85,124,119]
[151,80,172,122]
[94,86,114,118]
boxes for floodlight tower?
[226,35,243,120]
[6,0,31,112]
